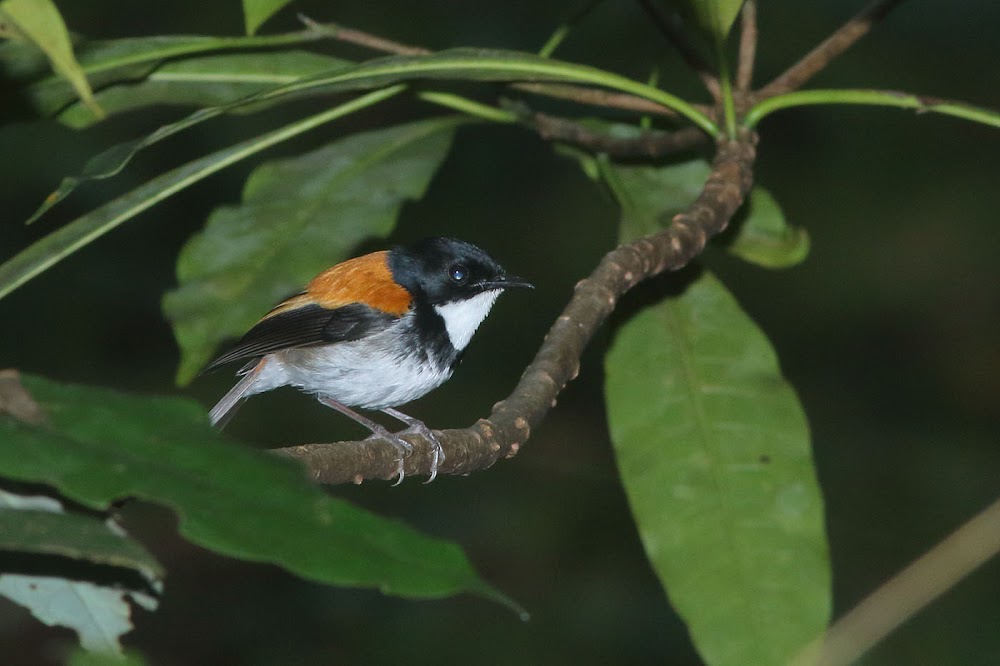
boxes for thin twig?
[299,13,700,121]
[736,1,757,95]
[754,0,909,100]
[299,14,430,55]
[531,111,708,157]
[276,133,756,483]
[636,0,721,101]
[790,497,1000,666]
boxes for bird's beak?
[481,274,534,291]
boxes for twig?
[299,14,429,55]
[636,0,721,101]
[736,1,757,95]
[754,0,909,100]
[530,111,708,157]
[276,132,756,483]
[790,496,1000,666]
[299,13,698,120]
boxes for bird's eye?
[449,263,469,283]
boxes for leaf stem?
[417,91,518,123]
[744,89,1000,129]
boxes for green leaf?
[22,47,715,226]
[0,490,160,656]
[598,157,711,241]
[604,271,830,666]
[0,575,155,655]
[0,491,163,582]
[243,0,294,35]
[57,50,350,129]
[0,32,333,117]
[0,373,518,610]
[667,0,746,41]
[725,188,809,268]
[0,86,406,302]
[163,116,465,385]
[0,0,103,118]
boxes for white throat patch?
[434,289,502,351]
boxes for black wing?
[204,302,397,372]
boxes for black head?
[388,237,532,305]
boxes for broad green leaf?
[604,271,830,666]
[243,0,294,35]
[0,86,406,301]
[667,0,746,41]
[599,157,806,267]
[599,157,711,240]
[164,116,466,385]
[725,188,809,268]
[0,373,518,610]
[58,50,350,129]
[0,0,102,118]
[0,574,155,655]
[0,490,163,582]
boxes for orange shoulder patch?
[308,251,411,314]
[265,251,411,320]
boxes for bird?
[205,237,533,483]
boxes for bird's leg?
[381,407,445,484]
[317,397,411,485]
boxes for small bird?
[206,237,532,483]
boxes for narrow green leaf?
[667,0,746,41]
[23,47,715,226]
[0,0,102,118]
[725,188,809,268]
[163,116,466,385]
[243,0,294,35]
[57,50,350,129]
[0,492,163,581]
[0,86,406,301]
[0,32,333,117]
[604,271,830,666]
[744,88,1000,130]
[0,373,518,610]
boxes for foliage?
[0,0,996,664]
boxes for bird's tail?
[209,360,264,428]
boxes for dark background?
[1,1,998,664]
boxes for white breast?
[434,289,501,351]
[249,317,454,410]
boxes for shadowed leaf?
[605,271,830,666]
[0,0,102,118]
[0,373,519,611]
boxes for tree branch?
[736,1,758,95]
[276,132,757,483]
[529,110,708,157]
[753,0,908,100]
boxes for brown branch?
[530,111,708,157]
[300,14,698,120]
[277,132,757,484]
[636,0,721,101]
[736,1,758,95]
[753,0,909,100]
